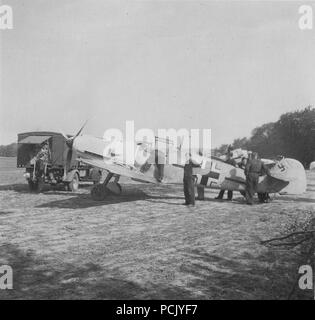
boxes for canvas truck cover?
[19,135,51,144]
[17,131,73,168]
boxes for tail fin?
[270,158,306,194]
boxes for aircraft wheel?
[106,182,122,195]
[91,184,110,201]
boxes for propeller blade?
[73,119,89,140]
[60,119,88,149]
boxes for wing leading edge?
[78,156,159,184]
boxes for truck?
[17,131,100,192]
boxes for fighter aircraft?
[61,125,307,201]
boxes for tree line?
[0,143,17,157]
[214,106,315,168]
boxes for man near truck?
[33,142,51,178]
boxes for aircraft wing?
[78,157,159,184]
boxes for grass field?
[0,157,314,299]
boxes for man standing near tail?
[245,152,270,205]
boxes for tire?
[91,184,110,201]
[68,172,79,192]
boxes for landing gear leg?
[103,172,114,186]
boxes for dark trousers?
[258,192,270,203]
[245,173,259,204]
[217,189,233,200]
[35,159,46,177]
[183,177,195,205]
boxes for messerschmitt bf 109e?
[61,124,307,201]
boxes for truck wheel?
[68,173,79,192]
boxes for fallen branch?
[261,230,315,245]
[265,237,312,248]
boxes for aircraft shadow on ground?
[200,196,247,205]
[2,182,315,206]
[35,189,185,209]
[0,183,93,193]
[0,183,30,193]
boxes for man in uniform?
[239,157,247,170]
[238,157,248,198]
[34,142,50,177]
[196,175,209,200]
[244,152,270,205]
[183,153,200,206]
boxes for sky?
[1,0,315,147]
